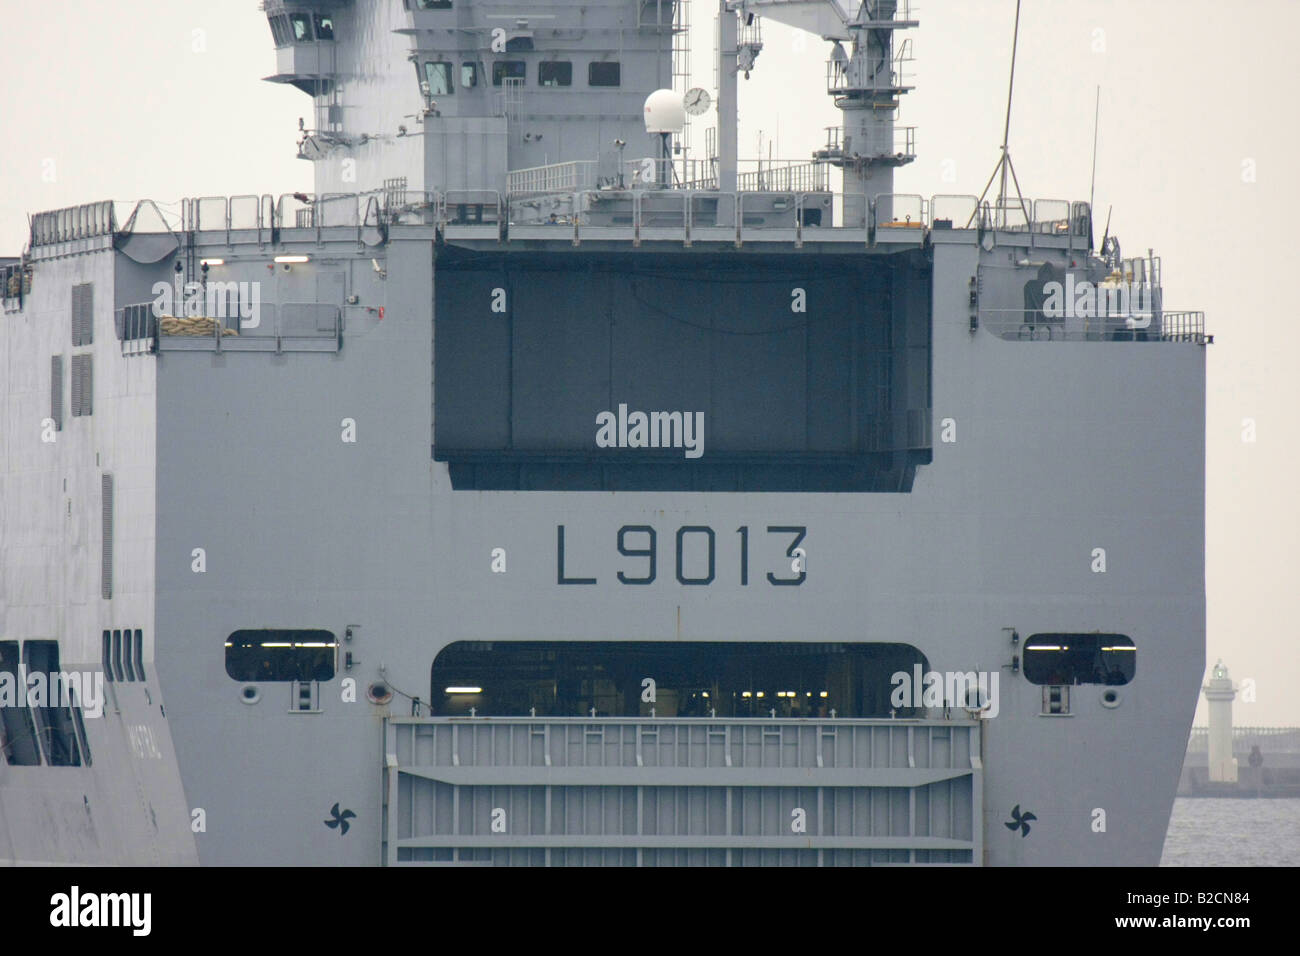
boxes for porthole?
[241,684,261,705]
[1100,688,1121,709]
[367,681,393,705]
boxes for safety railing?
[29,200,117,247]
[858,0,917,24]
[874,193,926,228]
[1158,311,1209,343]
[2,261,30,303]
[737,161,828,193]
[826,59,914,95]
[439,190,505,228]
[929,194,978,230]
[117,303,159,356]
[163,190,1106,249]
[818,125,916,162]
[507,161,599,195]
[1187,727,1300,752]
[125,300,343,354]
[976,307,1207,344]
[623,156,717,190]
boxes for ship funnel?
[643,89,685,134]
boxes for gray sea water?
[1160,798,1300,866]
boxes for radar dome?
[643,89,686,134]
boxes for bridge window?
[539,61,572,87]
[0,641,41,765]
[1023,633,1135,686]
[424,61,454,96]
[430,641,927,718]
[492,61,526,86]
[267,15,292,47]
[461,61,480,89]
[225,630,337,682]
[314,15,335,41]
[23,641,82,767]
[414,0,453,8]
[589,61,621,87]
[289,13,313,42]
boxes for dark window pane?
[492,61,526,86]
[314,15,334,41]
[424,61,453,95]
[431,641,927,718]
[589,61,621,86]
[505,36,534,52]
[1023,633,1136,686]
[226,630,338,682]
[290,13,313,42]
[134,629,146,682]
[22,641,81,767]
[539,61,572,87]
[0,642,41,765]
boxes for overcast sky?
[1,1,1296,725]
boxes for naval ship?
[0,0,1206,866]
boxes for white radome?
[643,88,686,133]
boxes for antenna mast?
[972,0,1029,228]
[1088,85,1100,246]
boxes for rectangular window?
[492,61,526,86]
[430,640,928,718]
[290,12,313,42]
[226,630,338,682]
[50,355,63,431]
[589,61,621,87]
[23,641,81,767]
[1024,633,1135,686]
[101,474,113,599]
[0,642,41,765]
[505,36,534,52]
[292,680,320,712]
[123,627,136,682]
[415,0,453,9]
[134,630,146,682]
[70,692,92,766]
[268,15,290,47]
[539,61,572,87]
[461,61,480,88]
[102,630,113,683]
[112,629,124,683]
[314,15,334,41]
[424,61,454,96]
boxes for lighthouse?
[1203,660,1238,783]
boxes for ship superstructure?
[0,0,1206,865]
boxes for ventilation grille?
[71,282,93,346]
[101,473,113,599]
[50,355,63,430]
[70,353,93,417]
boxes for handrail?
[160,190,1112,248]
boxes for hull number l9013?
[557,524,806,586]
